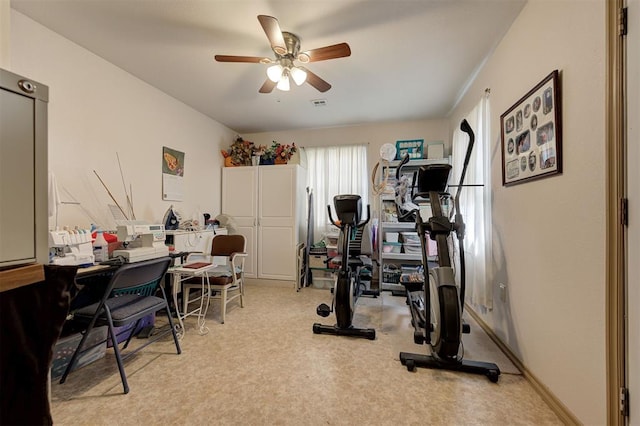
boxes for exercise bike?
[396,119,500,382]
[313,195,376,340]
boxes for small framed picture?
[395,139,424,160]
[500,70,562,186]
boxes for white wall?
[449,0,606,423]
[9,11,237,231]
[0,0,9,69]
[244,118,450,196]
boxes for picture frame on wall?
[500,70,562,186]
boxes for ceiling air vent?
[311,99,327,107]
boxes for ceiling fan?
[214,15,351,93]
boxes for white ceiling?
[11,0,526,134]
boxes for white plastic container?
[403,243,422,254]
[401,232,420,244]
[92,231,108,263]
[385,232,399,243]
[382,242,402,253]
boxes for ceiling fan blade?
[259,79,277,94]
[299,43,351,63]
[300,67,331,93]
[215,55,269,63]
[257,15,287,55]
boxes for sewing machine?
[112,223,169,262]
[49,229,95,266]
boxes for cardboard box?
[309,255,328,269]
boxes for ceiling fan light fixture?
[290,67,307,86]
[276,74,290,91]
[273,46,287,56]
[267,64,284,82]
[297,52,310,63]
[216,15,349,94]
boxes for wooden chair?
[182,234,247,324]
[59,257,181,394]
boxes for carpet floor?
[50,280,562,425]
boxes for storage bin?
[401,265,421,274]
[384,232,399,243]
[382,265,401,283]
[401,232,420,244]
[382,242,402,253]
[311,269,335,289]
[51,326,108,379]
[108,312,155,347]
[309,246,327,255]
[403,243,422,254]
[309,255,328,269]
[325,234,339,247]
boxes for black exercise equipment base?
[313,323,376,340]
[399,352,500,382]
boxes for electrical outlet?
[499,283,507,302]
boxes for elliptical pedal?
[316,303,331,318]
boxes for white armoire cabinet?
[222,165,305,281]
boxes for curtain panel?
[451,96,493,310]
[304,145,368,243]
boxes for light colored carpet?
[50,281,561,425]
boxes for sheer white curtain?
[451,95,493,310]
[305,145,368,241]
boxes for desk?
[165,228,227,257]
[75,263,119,278]
[167,263,215,336]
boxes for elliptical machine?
[397,119,500,382]
[313,194,376,340]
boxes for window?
[304,145,368,242]
[451,96,493,310]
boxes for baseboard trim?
[466,306,581,425]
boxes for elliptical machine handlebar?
[395,154,411,180]
[454,119,475,214]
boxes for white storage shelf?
[381,221,415,229]
[385,157,450,168]
[382,252,422,261]
[378,157,451,293]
